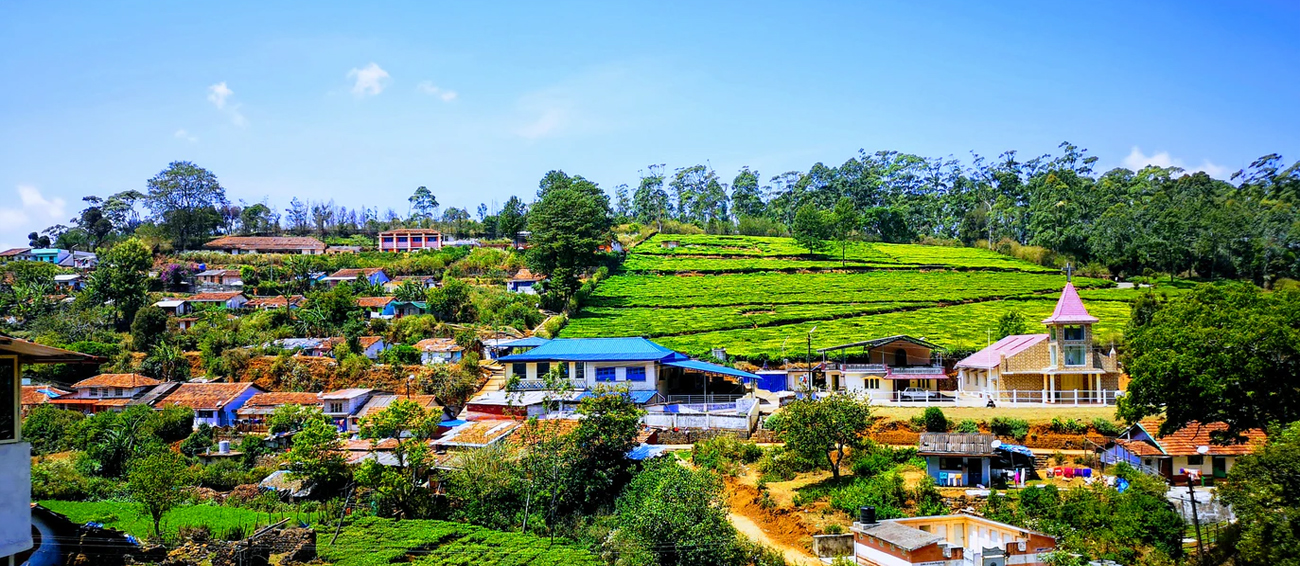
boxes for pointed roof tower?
[1042,282,1098,324]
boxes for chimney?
[859,506,876,525]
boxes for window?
[114,387,123,397]
[574,362,586,379]
[1,357,16,442]
[939,457,965,470]
[865,378,880,389]
[512,363,527,379]
[1064,346,1087,366]
[1188,455,1204,465]
[596,367,616,382]
[197,410,215,418]
[626,367,647,382]
[1063,325,1085,341]
[537,362,550,376]
[1050,346,1058,367]
[1050,327,1057,341]
[328,402,344,413]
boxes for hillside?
[564,234,1152,361]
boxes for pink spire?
[1042,282,1099,324]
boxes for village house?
[0,247,32,263]
[57,250,98,269]
[383,275,439,293]
[814,335,950,401]
[357,296,397,318]
[917,432,997,487]
[348,393,443,432]
[153,382,263,428]
[50,373,162,414]
[1,335,101,564]
[506,268,545,294]
[245,295,306,310]
[20,384,69,416]
[186,291,249,310]
[852,508,1056,566]
[324,267,391,287]
[497,337,758,400]
[415,338,464,365]
[203,236,327,255]
[53,273,84,292]
[320,388,378,430]
[28,248,69,264]
[235,391,323,430]
[154,298,193,316]
[378,228,443,252]
[955,281,1121,404]
[1102,420,1267,483]
[194,268,243,290]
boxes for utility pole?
[806,327,817,391]
[1189,446,1208,564]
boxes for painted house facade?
[29,248,69,264]
[187,292,249,310]
[154,299,193,316]
[245,295,306,310]
[378,228,443,252]
[918,433,996,487]
[195,269,243,289]
[0,248,32,264]
[324,268,391,287]
[153,382,263,428]
[416,338,464,365]
[853,511,1056,566]
[816,335,949,400]
[1102,420,1267,482]
[506,268,545,294]
[58,251,98,269]
[1,336,100,564]
[955,282,1121,404]
[51,373,162,414]
[320,388,377,430]
[204,236,326,255]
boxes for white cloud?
[207,82,233,109]
[0,185,67,249]
[174,129,198,142]
[207,82,248,127]
[1123,147,1228,178]
[417,81,457,101]
[348,63,390,97]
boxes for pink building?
[378,229,443,252]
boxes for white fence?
[991,389,1121,405]
[642,398,760,431]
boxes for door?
[894,348,907,367]
[967,458,983,486]
[1212,457,1227,478]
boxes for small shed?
[918,432,996,487]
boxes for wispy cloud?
[1123,147,1228,178]
[348,63,390,97]
[509,64,659,141]
[207,82,247,126]
[174,129,198,142]
[417,81,457,102]
[0,185,67,248]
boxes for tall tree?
[408,186,439,225]
[731,166,765,218]
[128,451,191,538]
[791,203,831,255]
[144,161,226,250]
[766,393,872,480]
[497,196,528,240]
[526,171,613,306]
[831,197,860,265]
[85,238,152,327]
[632,164,670,230]
[1218,421,1300,566]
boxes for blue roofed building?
[497,337,758,400]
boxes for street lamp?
[1189,445,1209,563]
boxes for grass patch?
[38,499,319,541]
[316,516,601,566]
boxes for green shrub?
[990,417,1030,440]
[31,455,125,500]
[180,424,215,458]
[1091,418,1120,436]
[1049,417,1087,435]
[827,470,909,519]
[757,446,818,482]
[922,407,948,432]
[955,419,981,433]
[691,435,762,476]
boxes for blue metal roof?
[662,359,760,381]
[498,336,551,348]
[575,389,663,404]
[498,337,685,362]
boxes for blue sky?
[2,1,1298,249]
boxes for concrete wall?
[0,442,32,559]
[811,534,852,557]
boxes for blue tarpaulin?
[439,419,468,427]
[995,443,1036,458]
[627,444,669,461]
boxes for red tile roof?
[1115,438,1163,457]
[189,292,245,302]
[154,382,260,410]
[246,295,306,309]
[330,267,385,279]
[380,228,443,235]
[204,236,326,251]
[510,268,544,282]
[1154,421,1267,456]
[21,385,69,405]
[415,338,463,352]
[356,296,395,308]
[1042,283,1099,324]
[71,373,161,389]
[0,247,32,257]
[242,391,322,408]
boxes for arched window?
[894,348,907,367]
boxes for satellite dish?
[1196,445,1209,455]
[991,440,1002,449]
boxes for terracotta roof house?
[355,296,397,318]
[195,269,243,289]
[186,292,249,310]
[852,511,1056,566]
[954,282,1121,404]
[347,394,442,432]
[0,247,32,264]
[246,295,306,310]
[204,236,326,255]
[1102,420,1267,482]
[383,275,440,292]
[415,338,465,365]
[236,392,324,418]
[52,374,162,414]
[323,268,390,287]
[507,268,545,294]
[153,382,263,428]
[378,228,443,252]
[20,385,69,415]
[320,388,379,428]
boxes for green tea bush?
[955,419,981,433]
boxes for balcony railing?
[508,378,587,391]
[840,363,888,372]
[888,365,947,375]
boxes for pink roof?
[1041,283,1099,324]
[955,334,1048,369]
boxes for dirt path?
[728,512,817,565]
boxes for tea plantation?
[564,234,1159,361]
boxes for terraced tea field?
[564,234,1158,361]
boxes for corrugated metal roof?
[498,337,684,362]
[663,359,760,380]
[498,336,550,348]
[955,334,1048,369]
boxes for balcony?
[887,365,946,376]
[509,378,587,391]
[840,363,888,373]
